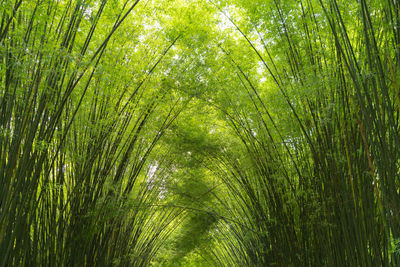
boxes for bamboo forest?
[1,0,400,266]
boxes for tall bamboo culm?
[0,0,181,266]
[208,0,400,266]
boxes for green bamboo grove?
[0,0,399,266]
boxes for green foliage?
[1,0,399,266]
